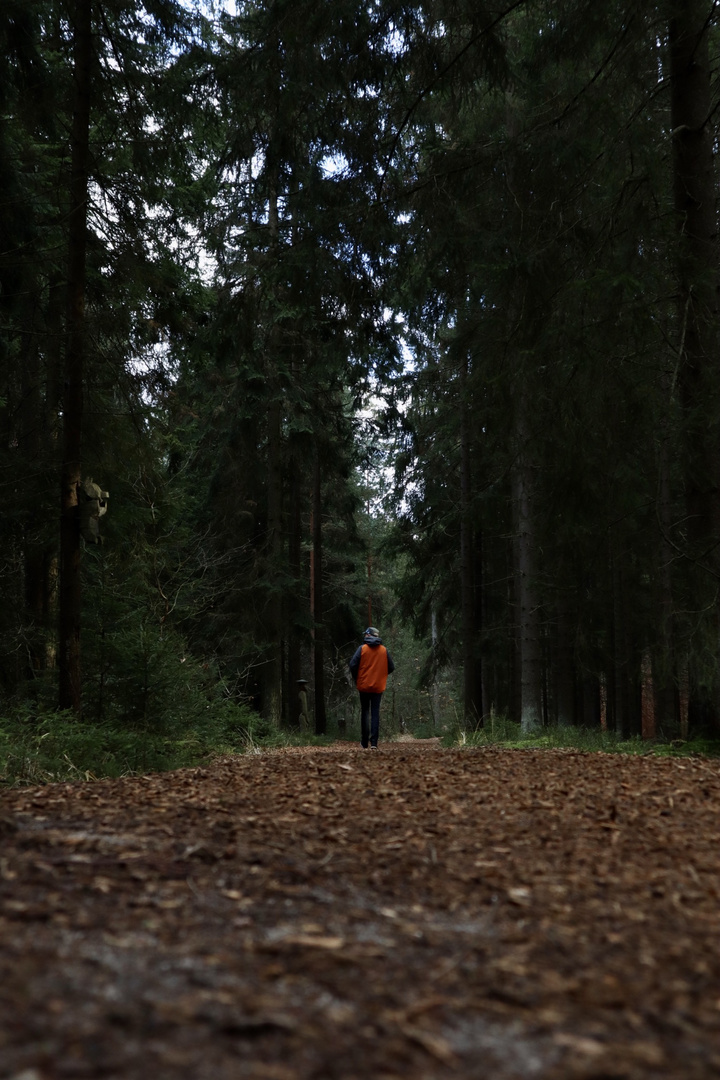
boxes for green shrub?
[0,691,269,786]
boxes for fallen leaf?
[554,1033,606,1056]
[277,934,345,949]
[507,887,531,906]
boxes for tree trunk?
[669,1,720,727]
[513,388,542,733]
[460,360,482,727]
[22,275,62,680]
[473,533,485,723]
[259,177,283,727]
[582,675,601,728]
[641,650,657,740]
[504,89,543,734]
[262,388,283,726]
[431,606,441,727]
[611,548,634,738]
[311,449,326,735]
[286,452,303,726]
[508,540,521,724]
[653,440,678,731]
[555,594,576,727]
[58,0,92,714]
[21,328,46,680]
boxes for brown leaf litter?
[0,741,718,1079]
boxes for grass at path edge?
[0,707,717,787]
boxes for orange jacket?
[353,643,392,693]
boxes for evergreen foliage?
[1,0,719,777]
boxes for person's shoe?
[370,744,379,750]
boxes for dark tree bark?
[22,273,63,681]
[262,389,283,726]
[508,542,521,724]
[513,386,542,733]
[582,675,602,729]
[611,546,638,738]
[669,0,720,727]
[19,309,43,678]
[285,452,303,727]
[653,442,679,731]
[503,90,543,734]
[555,594,577,727]
[473,534,485,721]
[260,179,283,727]
[460,360,482,726]
[311,448,326,735]
[58,0,92,714]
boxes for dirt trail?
[0,741,718,1080]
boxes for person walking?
[348,627,395,749]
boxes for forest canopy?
[2,0,720,763]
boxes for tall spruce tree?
[0,0,214,716]
[386,1,720,736]
[170,0,400,725]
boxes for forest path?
[0,742,718,1080]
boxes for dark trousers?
[359,691,383,747]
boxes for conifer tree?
[386,1,718,735]
[0,0,213,715]
[170,0,401,724]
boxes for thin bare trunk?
[555,595,576,727]
[513,389,542,733]
[312,449,326,735]
[504,91,542,733]
[582,676,601,728]
[641,651,656,740]
[460,362,482,726]
[670,2,720,726]
[21,329,46,679]
[58,0,92,714]
[263,392,283,725]
[611,547,634,738]
[431,607,441,727]
[259,176,283,727]
[473,534,484,722]
[286,453,302,726]
[654,441,678,731]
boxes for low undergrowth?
[0,702,277,786]
[451,715,720,757]
[2,704,717,787]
